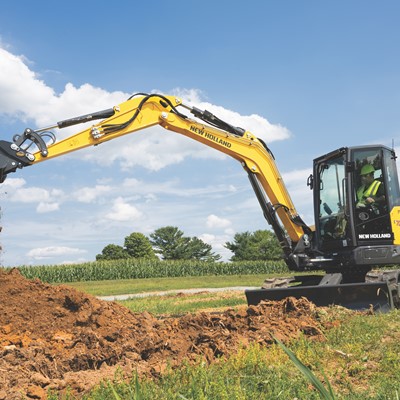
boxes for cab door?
[313,148,350,252]
[350,146,400,245]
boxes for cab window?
[353,148,391,241]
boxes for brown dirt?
[0,268,326,399]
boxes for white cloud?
[37,202,59,213]
[0,47,291,174]
[199,232,233,261]
[281,168,312,185]
[10,186,51,203]
[1,177,26,190]
[206,214,232,229]
[178,88,291,143]
[281,168,313,218]
[199,233,216,244]
[122,177,165,193]
[0,46,126,125]
[144,193,157,203]
[224,228,236,236]
[0,48,54,118]
[105,197,142,221]
[60,257,88,265]
[5,183,64,208]
[122,177,240,199]
[27,246,86,260]
[74,184,112,203]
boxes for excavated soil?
[0,268,327,399]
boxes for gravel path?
[98,286,259,301]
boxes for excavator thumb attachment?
[245,273,398,312]
[0,140,32,183]
[0,126,53,182]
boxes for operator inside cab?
[356,164,385,210]
[355,161,391,239]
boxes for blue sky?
[1,1,400,265]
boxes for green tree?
[96,244,128,261]
[225,230,282,261]
[124,232,156,259]
[224,231,252,261]
[186,237,221,262]
[149,226,190,260]
[149,226,221,261]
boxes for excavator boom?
[0,93,308,251]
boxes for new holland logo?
[190,125,232,148]
[358,233,392,240]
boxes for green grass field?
[46,274,400,399]
[48,302,400,399]
[65,274,267,296]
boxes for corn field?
[11,259,288,284]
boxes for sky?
[1,0,400,266]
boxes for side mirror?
[307,174,314,190]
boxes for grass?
[64,274,268,297]
[119,290,247,315]
[273,335,336,399]
[47,275,400,399]
[52,309,400,399]
[66,275,259,315]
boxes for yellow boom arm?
[0,93,310,253]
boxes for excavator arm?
[0,93,311,267]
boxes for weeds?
[274,336,336,399]
[109,374,142,400]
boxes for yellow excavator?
[1,93,400,310]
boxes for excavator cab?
[313,145,400,270]
[247,145,400,310]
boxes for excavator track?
[262,277,296,289]
[365,269,400,308]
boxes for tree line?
[96,226,283,262]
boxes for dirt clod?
[0,268,325,398]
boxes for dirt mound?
[0,269,325,399]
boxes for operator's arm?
[370,182,385,204]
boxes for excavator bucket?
[245,273,396,312]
